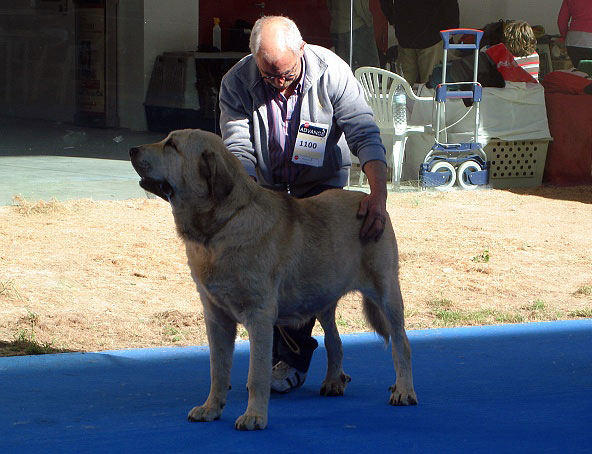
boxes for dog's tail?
[363,297,390,344]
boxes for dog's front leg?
[234,312,274,430]
[188,300,236,423]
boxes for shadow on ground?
[0,340,76,357]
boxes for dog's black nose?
[129,147,139,158]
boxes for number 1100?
[298,140,317,149]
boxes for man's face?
[255,45,303,91]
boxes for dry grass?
[0,280,22,301]
[1,186,591,356]
[11,195,67,215]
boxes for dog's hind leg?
[188,299,237,423]
[317,304,351,396]
[377,284,418,406]
[235,310,275,430]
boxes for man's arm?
[357,159,388,241]
[219,70,258,179]
[324,53,389,240]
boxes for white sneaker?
[270,361,307,393]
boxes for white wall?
[144,0,198,83]
[458,0,563,34]
[501,0,563,34]
[117,0,199,130]
[121,0,198,130]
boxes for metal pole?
[348,0,353,68]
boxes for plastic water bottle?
[213,17,222,51]
[393,85,407,136]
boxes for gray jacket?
[219,44,386,196]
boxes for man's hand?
[357,160,388,241]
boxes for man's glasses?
[260,61,299,82]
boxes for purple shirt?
[263,59,305,184]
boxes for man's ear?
[198,148,234,202]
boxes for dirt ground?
[1,185,591,356]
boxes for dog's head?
[129,129,235,205]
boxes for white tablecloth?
[402,82,552,180]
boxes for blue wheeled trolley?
[420,28,489,190]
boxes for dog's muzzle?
[129,147,174,202]
[138,177,174,201]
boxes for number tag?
[292,121,329,167]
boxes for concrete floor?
[0,116,384,206]
[0,117,165,206]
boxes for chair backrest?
[354,67,417,130]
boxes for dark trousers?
[271,184,340,373]
[567,46,592,70]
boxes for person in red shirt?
[558,0,592,68]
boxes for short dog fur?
[130,129,417,430]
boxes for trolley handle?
[440,28,483,50]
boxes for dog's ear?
[198,148,234,202]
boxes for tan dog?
[130,129,417,430]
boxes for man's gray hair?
[249,16,303,56]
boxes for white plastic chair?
[354,66,431,185]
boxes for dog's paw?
[187,405,223,422]
[234,413,267,430]
[320,372,351,396]
[388,384,418,406]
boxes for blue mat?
[2,320,591,453]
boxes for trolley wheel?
[457,160,482,190]
[430,161,456,190]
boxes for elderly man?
[219,15,388,393]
